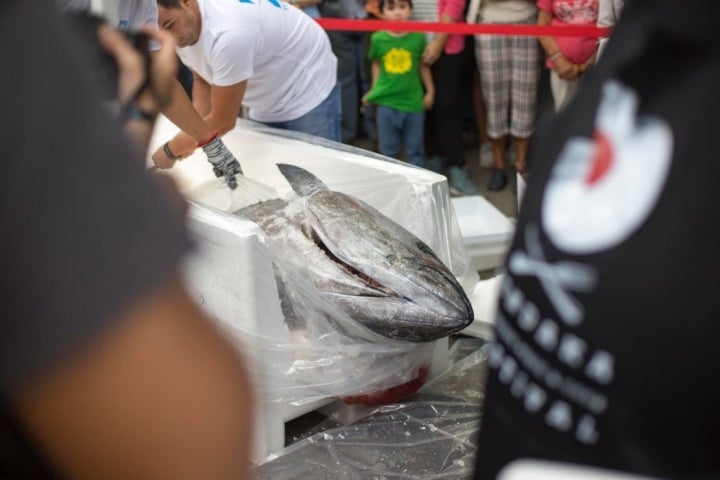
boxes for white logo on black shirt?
[542,81,673,254]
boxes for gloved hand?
[201,135,242,189]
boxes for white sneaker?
[479,143,494,168]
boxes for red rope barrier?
[316,18,610,38]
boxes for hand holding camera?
[96,25,178,118]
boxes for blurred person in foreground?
[0,2,253,479]
[473,0,720,478]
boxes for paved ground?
[465,144,520,219]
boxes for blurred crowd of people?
[298,0,619,196]
[50,0,617,196]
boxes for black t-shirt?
[474,1,720,479]
[0,1,191,477]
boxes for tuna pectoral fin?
[277,163,329,197]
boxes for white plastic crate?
[451,195,515,272]
[147,118,477,462]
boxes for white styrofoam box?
[451,195,515,272]
[180,206,298,462]
[463,274,502,339]
[147,117,476,462]
[517,171,528,212]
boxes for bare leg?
[491,136,506,169]
[472,70,490,144]
[487,136,509,191]
[515,136,530,173]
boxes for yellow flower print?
[383,48,412,74]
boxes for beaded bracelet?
[549,50,563,62]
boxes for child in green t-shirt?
[362,0,434,167]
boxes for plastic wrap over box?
[253,338,488,479]
[147,118,480,459]
[448,195,513,339]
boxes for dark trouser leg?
[326,31,363,143]
[431,49,472,168]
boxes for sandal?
[487,168,508,191]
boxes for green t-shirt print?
[365,31,427,113]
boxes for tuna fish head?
[279,164,473,342]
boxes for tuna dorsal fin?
[277,163,329,197]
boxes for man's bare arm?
[152,78,216,168]
[154,80,247,161]
[192,71,212,117]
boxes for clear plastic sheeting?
[183,202,435,406]
[253,339,488,479]
[149,117,479,407]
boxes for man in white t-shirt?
[54,0,244,189]
[155,0,340,161]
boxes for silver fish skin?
[235,164,473,342]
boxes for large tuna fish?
[235,164,473,342]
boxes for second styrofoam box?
[451,195,515,271]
